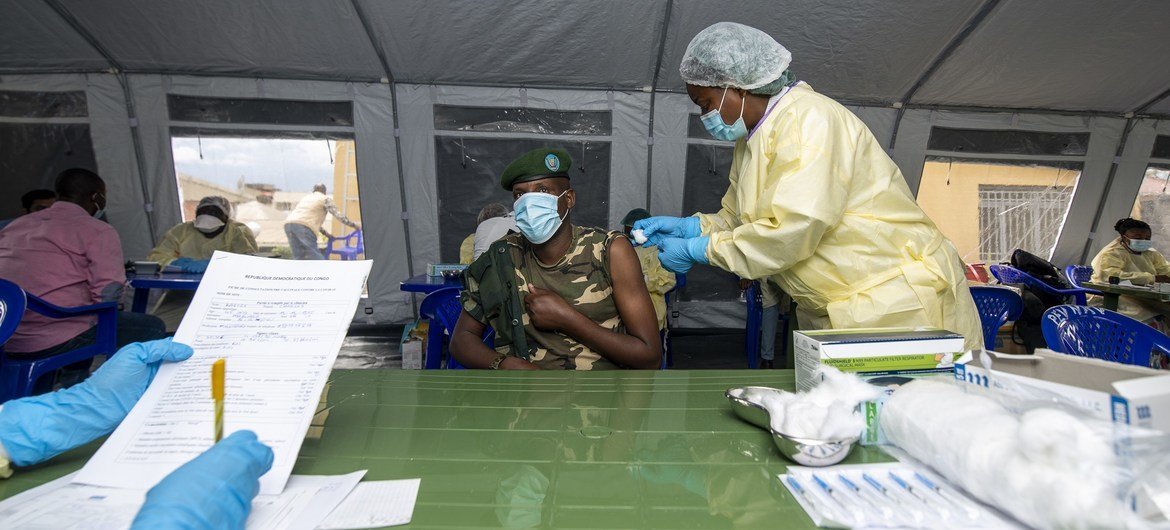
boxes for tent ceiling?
[913,0,1170,113]
[0,0,1168,116]
[657,0,987,104]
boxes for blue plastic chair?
[1041,305,1170,368]
[989,264,1099,306]
[324,229,364,261]
[969,286,1024,350]
[1065,265,1093,289]
[418,287,464,369]
[0,279,118,402]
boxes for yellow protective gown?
[1090,238,1170,322]
[634,245,677,329]
[146,220,258,330]
[459,233,475,265]
[696,83,983,351]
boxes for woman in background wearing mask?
[145,195,258,330]
[1090,218,1170,331]
[450,148,661,370]
[634,22,983,351]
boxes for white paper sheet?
[75,252,372,494]
[316,479,422,529]
[0,471,366,530]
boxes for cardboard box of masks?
[795,327,967,445]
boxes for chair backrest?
[1042,305,1170,368]
[1065,265,1092,289]
[346,229,364,254]
[0,279,28,348]
[969,286,1024,349]
[418,287,468,369]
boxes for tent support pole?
[899,0,1002,104]
[41,0,158,244]
[645,0,674,211]
[1078,118,1137,264]
[1133,86,1170,115]
[349,0,418,311]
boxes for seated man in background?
[1091,217,1170,331]
[283,184,359,260]
[451,148,661,370]
[459,203,512,264]
[0,168,166,360]
[146,196,258,330]
[472,202,516,261]
[621,208,676,330]
[0,189,56,231]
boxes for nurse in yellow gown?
[635,22,983,351]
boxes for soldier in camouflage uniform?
[452,148,662,370]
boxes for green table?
[1083,281,1170,311]
[0,370,892,528]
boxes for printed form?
[75,252,372,495]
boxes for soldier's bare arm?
[451,310,539,369]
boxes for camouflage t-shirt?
[462,225,626,370]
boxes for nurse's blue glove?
[634,216,701,247]
[171,257,210,273]
[657,236,710,274]
[0,339,193,466]
[132,430,274,530]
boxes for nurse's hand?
[633,216,701,247]
[132,430,274,530]
[657,236,710,274]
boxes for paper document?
[316,479,422,529]
[0,471,366,530]
[75,252,372,494]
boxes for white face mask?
[193,214,226,234]
[1127,238,1153,253]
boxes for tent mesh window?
[1152,135,1170,160]
[681,143,742,302]
[434,106,611,136]
[0,90,87,118]
[434,137,612,263]
[927,127,1090,156]
[167,95,353,127]
[977,184,1074,263]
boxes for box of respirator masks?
[795,327,968,445]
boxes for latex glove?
[633,216,701,247]
[132,430,274,530]
[0,339,193,466]
[171,257,210,274]
[657,236,710,274]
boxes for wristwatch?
[489,353,508,370]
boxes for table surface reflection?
[0,369,893,528]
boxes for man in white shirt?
[282,184,359,260]
[472,210,518,260]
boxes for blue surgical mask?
[1128,238,1153,252]
[514,191,568,244]
[700,87,748,142]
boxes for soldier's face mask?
[514,191,568,245]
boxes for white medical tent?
[3,0,1169,327]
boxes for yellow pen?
[212,358,225,442]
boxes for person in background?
[283,184,359,260]
[460,203,512,265]
[621,208,676,330]
[452,148,662,370]
[0,189,56,231]
[740,278,789,369]
[146,196,258,330]
[1090,217,1170,331]
[472,202,516,261]
[0,338,273,528]
[0,168,166,362]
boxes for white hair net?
[197,195,232,218]
[680,22,792,93]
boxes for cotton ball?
[812,366,882,405]
[630,229,648,245]
[1018,408,1115,470]
[819,404,864,440]
[779,401,830,438]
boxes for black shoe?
[759,359,774,369]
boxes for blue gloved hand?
[132,430,274,530]
[0,339,193,466]
[171,257,210,274]
[633,216,701,247]
[657,236,710,274]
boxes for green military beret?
[621,208,651,228]
[500,148,572,190]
